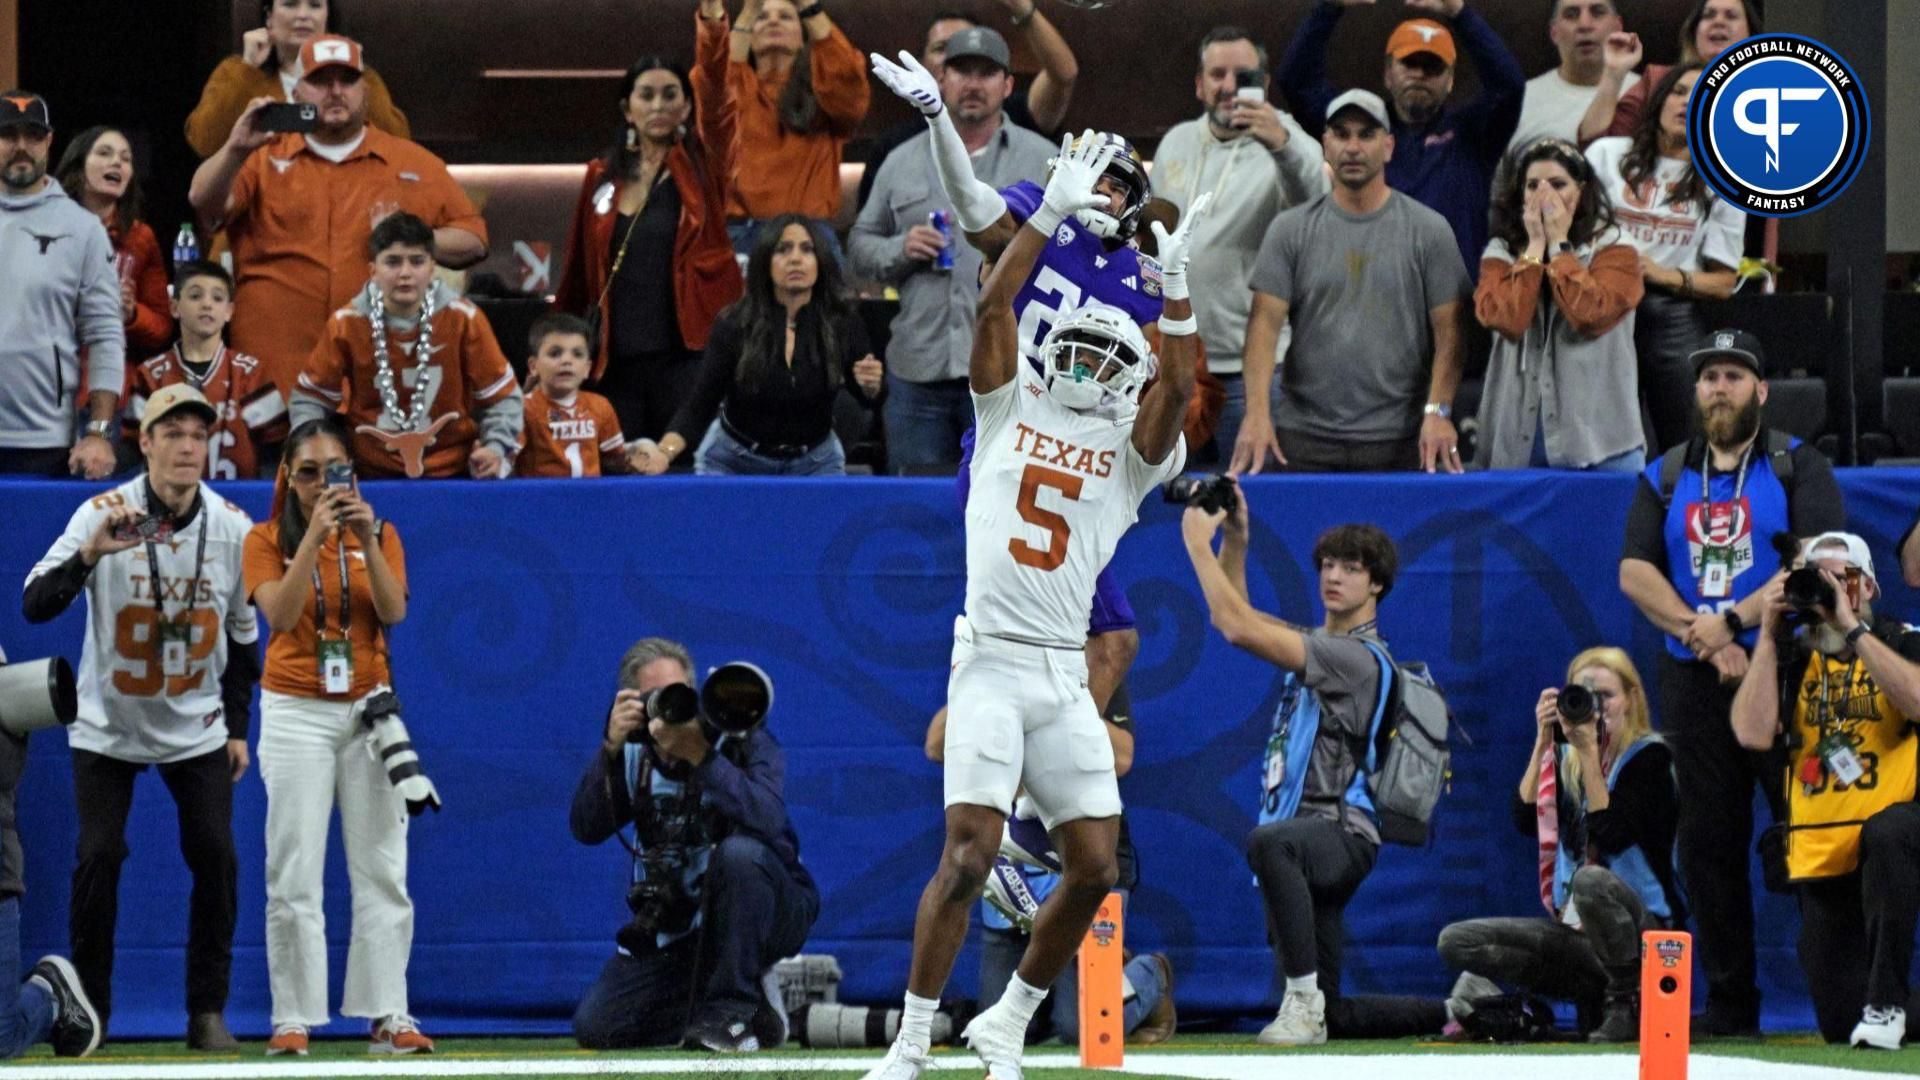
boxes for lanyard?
[1700,441,1753,509]
[310,534,353,638]
[143,497,209,622]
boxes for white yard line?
[0,1052,1886,1080]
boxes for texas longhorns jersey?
[126,347,286,480]
[963,363,1185,647]
[28,479,258,764]
[518,387,630,478]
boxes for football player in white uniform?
[863,135,1207,1080]
[22,384,260,1050]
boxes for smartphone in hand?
[255,102,319,133]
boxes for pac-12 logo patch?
[1689,34,1869,218]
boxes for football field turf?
[1,1035,1915,1079]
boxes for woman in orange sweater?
[184,0,409,159]
[54,128,171,359]
[725,0,870,256]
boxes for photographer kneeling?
[1436,648,1683,1043]
[569,639,818,1053]
[1733,534,1920,1049]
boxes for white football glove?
[1148,190,1211,302]
[870,50,943,118]
[1030,130,1117,238]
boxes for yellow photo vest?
[1785,651,1920,881]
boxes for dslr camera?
[628,661,776,747]
[1555,684,1597,725]
[1770,532,1837,623]
[1162,473,1238,515]
[626,834,704,938]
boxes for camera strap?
[312,537,354,693]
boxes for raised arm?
[971,130,1112,394]
[871,49,1019,259]
[996,0,1078,132]
[1131,193,1212,465]
[189,97,276,233]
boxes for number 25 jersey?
[964,362,1184,647]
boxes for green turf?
[10,1032,1917,1077]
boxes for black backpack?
[1655,429,1796,507]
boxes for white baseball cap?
[1802,531,1877,590]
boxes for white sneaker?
[961,999,1027,1080]
[1851,1005,1906,1050]
[1257,987,1327,1046]
[859,1037,933,1080]
[1446,971,1501,1023]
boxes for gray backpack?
[1358,641,1455,846]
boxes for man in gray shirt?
[1241,90,1469,474]
[1155,26,1327,468]
[850,28,1054,472]
[0,92,123,479]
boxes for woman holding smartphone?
[241,418,431,1057]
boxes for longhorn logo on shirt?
[269,157,296,175]
[1684,496,1755,577]
[26,231,67,255]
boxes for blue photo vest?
[1549,737,1681,922]
[1651,440,1796,661]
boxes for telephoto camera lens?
[628,682,699,743]
[1783,566,1836,613]
[1161,473,1238,515]
[1556,684,1596,725]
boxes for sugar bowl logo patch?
[1688,34,1869,218]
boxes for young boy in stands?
[123,261,286,479]
[291,212,522,479]
[517,314,634,478]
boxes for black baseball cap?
[0,91,51,134]
[1688,328,1768,380]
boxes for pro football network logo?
[1688,34,1869,218]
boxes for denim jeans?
[694,420,845,476]
[0,897,55,1059]
[883,375,972,471]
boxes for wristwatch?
[84,420,115,441]
[1422,402,1452,420]
[1723,608,1745,635]
[1553,241,1574,256]
[797,1,824,17]
[1845,624,1871,649]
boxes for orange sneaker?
[266,1024,308,1056]
[369,1015,434,1055]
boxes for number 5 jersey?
[27,479,258,763]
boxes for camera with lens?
[629,661,776,747]
[625,846,703,939]
[1783,566,1837,616]
[1162,473,1238,515]
[1555,684,1596,725]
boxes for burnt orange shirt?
[224,128,487,395]
[299,294,518,479]
[518,388,630,478]
[725,26,870,222]
[125,347,288,480]
[244,521,407,699]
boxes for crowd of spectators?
[0,0,1785,483]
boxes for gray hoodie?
[0,181,125,449]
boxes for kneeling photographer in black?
[1732,534,1920,1049]
[569,638,817,1053]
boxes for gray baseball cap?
[1326,88,1391,131]
[943,27,1012,72]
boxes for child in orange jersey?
[518,314,634,478]
[123,261,287,479]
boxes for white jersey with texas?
[963,361,1185,647]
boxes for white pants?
[259,688,413,1027]
[943,616,1120,831]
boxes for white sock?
[899,992,938,1051]
[1286,974,1319,996]
[999,973,1050,1029]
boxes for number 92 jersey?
[1001,181,1164,362]
[964,362,1185,647]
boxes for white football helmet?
[1039,301,1155,416]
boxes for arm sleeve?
[23,503,99,624]
[1000,181,1042,228]
[1474,246,1542,341]
[1276,2,1341,139]
[1620,475,1670,566]
[1302,634,1384,737]
[426,166,489,253]
[594,398,635,475]
[550,166,602,319]
[841,312,874,383]
[570,747,633,845]
[1510,790,1539,838]
[1699,195,1747,271]
[241,526,282,602]
[1546,242,1645,338]
[79,226,127,396]
[220,634,259,741]
[695,731,790,841]
[465,312,524,455]
[666,310,740,439]
[929,113,1010,234]
[292,321,348,423]
[1447,7,1527,149]
[1786,444,1846,535]
[184,57,264,160]
[693,9,739,196]
[847,152,913,283]
[1606,76,1650,140]
[809,26,872,135]
[1586,743,1678,856]
[360,66,413,141]
[125,227,175,355]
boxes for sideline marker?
[1639,929,1691,1080]
[1077,891,1125,1068]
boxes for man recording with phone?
[21,386,259,1050]
[570,638,816,1055]
[1732,533,1920,1049]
